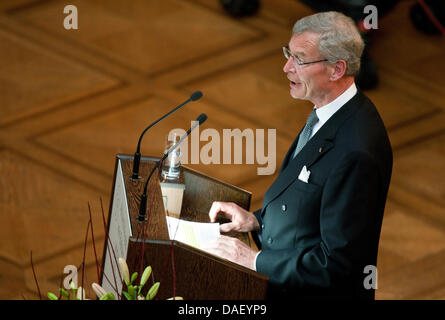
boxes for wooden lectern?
[101,154,268,300]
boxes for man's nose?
[283,57,295,73]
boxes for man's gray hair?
[293,11,364,76]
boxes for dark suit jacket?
[253,89,392,300]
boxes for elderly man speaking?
[204,11,393,300]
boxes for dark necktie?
[292,109,319,159]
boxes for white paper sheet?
[166,216,220,250]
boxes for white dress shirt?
[253,82,358,271]
[311,82,357,138]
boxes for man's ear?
[330,60,347,81]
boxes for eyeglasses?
[282,46,328,67]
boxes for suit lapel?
[279,130,302,173]
[261,137,334,214]
[260,90,364,215]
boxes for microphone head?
[196,113,208,125]
[190,91,203,101]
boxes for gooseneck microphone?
[131,91,203,180]
[137,113,208,222]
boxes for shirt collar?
[314,82,357,125]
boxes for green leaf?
[122,291,133,300]
[100,292,116,300]
[47,292,58,300]
[146,282,160,300]
[70,281,77,298]
[128,284,137,299]
[59,288,70,299]
[131,272,138,285]
[106,292,116,300]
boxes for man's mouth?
[290,80,300,88]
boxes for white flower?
[92,283,107,299]
[167,296,184,300]
[118,258,130,286]
[76,286,88,300]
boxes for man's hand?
[201,235,258,271]
[209,201,260,233]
